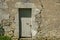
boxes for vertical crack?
[35,0,44,32]
[35,0,44,40]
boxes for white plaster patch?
[32,29,37,36]
[31,8,40,36]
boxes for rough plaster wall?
[35,0,60,40]
[40,0,60,36]
[0,0,60,40]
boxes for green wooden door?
[19,8,32,38]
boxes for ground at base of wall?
[19,38,32,40]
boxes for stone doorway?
[19,8,32,38]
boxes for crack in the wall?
[34,0,44,40]
[35,0,44,33]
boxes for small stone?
[2,19,10,26]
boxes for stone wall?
[0,0,18,40]
[0,0,41,40]
[35,0,60,40]
[40,0,60,37]
[0,0,60,40]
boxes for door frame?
[14,2,40,39]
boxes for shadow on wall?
[0,24,5,36]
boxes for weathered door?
[19,8,32,38]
